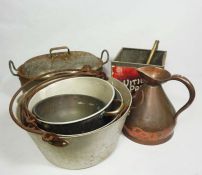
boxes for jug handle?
[168,74,195,119]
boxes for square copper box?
[111,47,167,92]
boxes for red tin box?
[111,47,166,93]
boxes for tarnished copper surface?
[9,46,109,90]
[123,125,174,145]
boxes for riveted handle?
[9,60,18,76]
[9,75,69,147]
[104,99,125,117]
[49,46,70,60]
[100,50,109,65]
[42,133,69,147]
[10,98,69,147]
[167,74,195,119]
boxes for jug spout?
[137,66,171,85]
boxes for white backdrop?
[0,0,202,175]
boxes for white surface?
[0,0,202,174]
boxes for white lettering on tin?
[123,78,144,92]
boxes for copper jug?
[123,66,195,145]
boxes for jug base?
[123,127,174,145]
